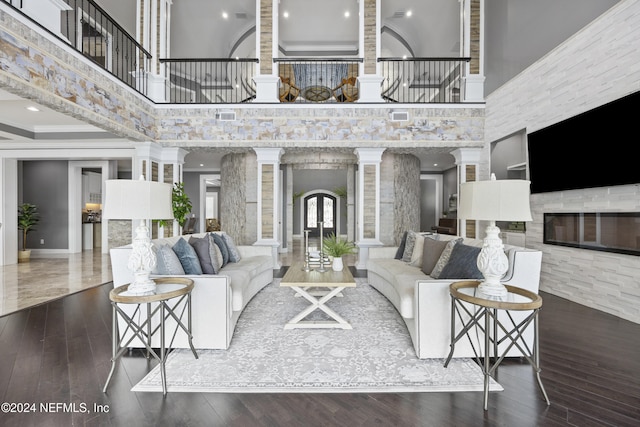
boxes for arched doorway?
[303,192,337,237]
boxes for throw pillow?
[221,232,241,263]
[409,233,428,268]
[430,238,463,279]
[437,243,484,280]
[172,237,203,275]
[153,244,185,275]
[421,236,448,275]
[189,236,215,274]
[401,231,418,263]
[394,231,408,260]
[211,233,230,267]
[206,233,222,274]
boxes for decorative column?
[357,0,384,102]
[253,0,280,102]
[254,148,284,268]
[462,0,485,102]
[354,148,385,269]
[451,148,483,238]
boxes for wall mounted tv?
[527,90,639,194]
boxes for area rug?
[132,278,502,393]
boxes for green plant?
[18,203,40,251]
[322,232,356,257]
[159,182,192,228]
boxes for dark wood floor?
[1,271,639,427]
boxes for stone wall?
[485,0,640,324]
[392,154,421,245]
[220,153,248,244]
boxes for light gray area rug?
[133,278,502,393]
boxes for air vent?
[393,11,406,18]
[235,12,248,19]
[216,111,236,121]
[390,111,409,122]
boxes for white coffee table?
[280,263,356,329]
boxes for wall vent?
[390,111,409,122]
[216,111,236,121]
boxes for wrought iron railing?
[2,0,152,97]
[273,58,363,103]
[159,58,258,104]
[379,57,470,103]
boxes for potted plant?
[18,202,40,263]
[322,232,356,271]
[158,182,192,235]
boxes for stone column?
[253,0,280,102]
[462,0,485,102]
[254,148,284,268]
[451,147,483,238]
[354,148,385,269]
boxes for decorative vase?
[332,256,344,272]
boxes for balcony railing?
[159,58,258,104]
[2,0,152,97]
[274,58,363,103]
[379,57,470,103]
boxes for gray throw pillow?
[189,236,215,274]
[206,233,221,274]
[430,238,463,279]
[153,244,185,275]
[172,237,203,275]
[437,243,484,280]
[421,236,448,275]
[395,231,408,259]
[221,232,241,263]
[211,233,230,266]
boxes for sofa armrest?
[368,246,399,259]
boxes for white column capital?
[451,147,482,165]
[354,147,386,163]
[254,147,284,163]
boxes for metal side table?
[103,277,198,395]
[444,280,550,410]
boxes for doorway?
[304,193,337,237]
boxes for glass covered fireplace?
[544,213,640,256]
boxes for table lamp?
[458,174,532,298]
[103,177,173,295]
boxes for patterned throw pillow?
[437,243,484,280]
[430,238,463,279]
[206,233,222,274]
[394,231,409,260]
[408,233,428,268]
[401,231,418,263]
[211,233,230,267]
[153,244,185,275]
[189,236,215,274]
[221,232,241,263]
[172,237,203,275]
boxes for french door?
[304,194,336,237]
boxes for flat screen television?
[527,90,640,194]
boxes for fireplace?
[544,213,640,256]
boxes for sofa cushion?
[438,243,484,280]
[367,258,427,318]
[172,238,203,275]
[430,238,463,279]
[189,236,216,274]
[221,232,241,263]
[221,255,273,279]
[421,237,448,275]
[211,233,230,266]
[154,244,185,275]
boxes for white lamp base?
[126,219,158,295]
[476,222,509,299]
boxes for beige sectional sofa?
[110,232,274,350]
[366,232,542,359]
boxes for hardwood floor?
[0,266,639,426]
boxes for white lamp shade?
[103,179,174,220]
[458,178,533,222]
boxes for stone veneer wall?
[392,154,421,245]
[484,0,640,324]
[220,153,248,244]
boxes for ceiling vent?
[390,111,409,122]
[216,111,236,121]
[235,12,248,20]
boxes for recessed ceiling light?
[344,11,350,18]
[434,163,438,167]
[222,11,228,19]
[200,164,204,167]
[26,106,40,112]
[406,10,413,18]
[283,11,289,18]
